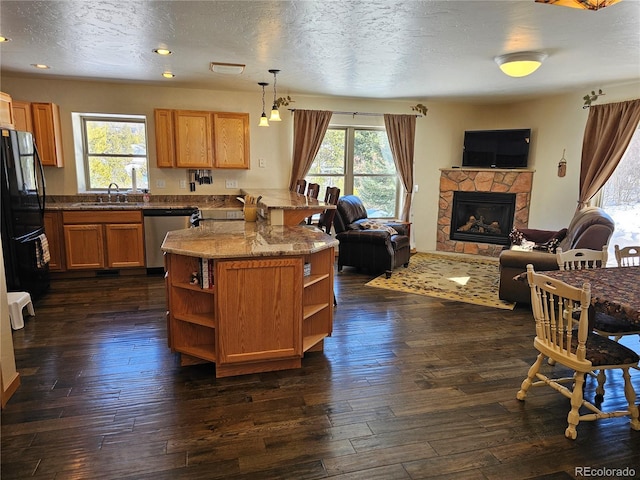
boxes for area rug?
[365,251,515,310]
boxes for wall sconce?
[494,52,548,77]
[258,82,269,127]
[268,69,282,122]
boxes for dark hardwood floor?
[2,266,639,479]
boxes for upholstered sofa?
[498,206,615,304]
[334,195,411,278]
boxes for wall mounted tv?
[462,128,531,169]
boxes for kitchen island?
[161,221,338,377]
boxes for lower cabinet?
[62,210,145,270]
[165,247,334,377]
[43,211,65,271]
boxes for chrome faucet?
[107,183,119,202]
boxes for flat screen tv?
[462,128,531,169]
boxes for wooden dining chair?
[615,244,640,267]
[294,179,307,195]
[517,264,640,440]
[317,186,340,234]
[556,246,607,270]
[305,183,320,224]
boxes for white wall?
[2,75,638,252]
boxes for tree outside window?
[81,115,148,191]
[306,127,399,218]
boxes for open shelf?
[174,281,215,294]
[303,334,326,352]
[174,312,215,328]
[174,344,216,362]
[303,303,328,320]
[303,273,329,289]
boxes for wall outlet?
[225,179,238,189]
[179,180,187,189]
[414,184,419,193]
[226,210,244,219]
[259,158,266,168]
[156,179,166,188]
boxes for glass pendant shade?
[269,105,282,122]
[259,113,269,127]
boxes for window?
[79,114,148,191]
[598,125,640,265]
[306,127,399,218]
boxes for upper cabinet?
[174,110,213,168]
[0,91,15,129]
[31,103,64,168]
[12,101,33,133]
[154,109,176,168]
[154,108,250,169]
[213,112,250,169]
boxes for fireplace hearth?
[450,191,516,245]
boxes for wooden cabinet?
[11,101,33,133]
[174,110,212,168]
[43,211,65,271]
[31,103,64,167]
[154,109,175,168]
[154,108,250,169]
[62,210,145,270]
[213,112,250,169]
[0,91,15,129]
[165,247,334,377]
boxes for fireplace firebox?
[450,191,516,245]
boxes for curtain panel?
[288,110,333,191]
[579,99,640,208]
[384,114,416,222]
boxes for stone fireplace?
[438,169,534,256]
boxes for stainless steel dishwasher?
[143,207,197,271]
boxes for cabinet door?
[31,102,64,167]
[213,113,250,169]
[105,223,145,268]
[43,211,65,271]
[64,224,105,269]
[0,91,15,128]
[154,109,175,168]
[216,257,302,365]
[12,101,33,133]
[174,110,212,168]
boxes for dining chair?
[305,183,320,224]
[294,179,307,195]
[517,264,640,440]
[556,246,607,270]
[317,186,340,234]
[615,244,640,267]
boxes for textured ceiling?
[0,0,639,102]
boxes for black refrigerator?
[1,128,49,299]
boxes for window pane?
[354,175,397,218]
[305,175,344,194]
[310,129,345,175]
[353,130,394,175]
[85,120,147,155]
[88,156,148,190]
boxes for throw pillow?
[359,220,398,235]
[509,228,524,245]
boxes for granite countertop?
[161,220,339,259]
[241,189,335,211]
[45,195,243,211]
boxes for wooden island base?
[162,222,337,377]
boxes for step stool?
[7,291,35,330]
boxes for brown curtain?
[384,114,416,221]
[289,110,333,190]
[578,99,640,208]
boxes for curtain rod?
[288,109,422,118]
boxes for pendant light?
[258,82,269,127]
[268,69,282,122]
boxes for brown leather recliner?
[334,195,410,278]
[498,206,615,304]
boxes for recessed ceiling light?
[31,64,50,69]
[153,48,172,56]
[162,72,175,78]
[210,62,245,74]
[0,36,11,43]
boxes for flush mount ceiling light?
[153,48,172,56]
[268,69,282,122]
[0,36,11,42]
[535,0,621,10]
[210,62,245,75]
[31,63,50,69]
[162,71,175,78]
[494,52,548,77]
[258,82,269,127]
